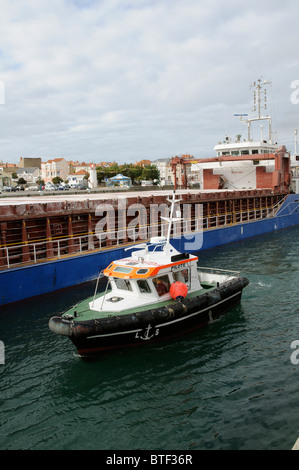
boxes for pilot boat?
[49,192,249,357]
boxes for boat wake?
[257,281,272,288]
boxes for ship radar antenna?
[234,78,272,143]
[249,77,272,142]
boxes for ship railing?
[0,204,280,269]
[271,194,288,215]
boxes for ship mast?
[235,77,272,143]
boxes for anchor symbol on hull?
[135,323,159,341]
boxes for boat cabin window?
[136,268,149,275]
[173,268,189,284]
[113,266,133,274]
[114,278,133,291]
[153,275,170,296]
[137,279,151,293]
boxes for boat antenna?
[234,77,272,142]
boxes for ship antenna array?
[234,77,272,143]
[251,77,271,119]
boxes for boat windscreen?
[114,278,133,291]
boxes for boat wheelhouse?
[92,235,200,313]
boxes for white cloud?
[0,0,299,163]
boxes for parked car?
[25,185,39,191]
[12,185,25,191]
[45,184,55,191]
[3,186,12,192]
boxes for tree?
[52,176,63,185]
[139,165,160,182]
[95,163,158,185]
[17,177,27,185]
[12,172,18,180]
[96,170,107,184]
[36,177,45,186]
[120,164,143,184]
[96,165,120,184]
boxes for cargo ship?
[1,79,299,306]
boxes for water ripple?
[1,227,299,449]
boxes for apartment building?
[153,158,173,186]
[41,158,69,183]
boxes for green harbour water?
[1,226,299,450]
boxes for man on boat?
[154,278,168,296]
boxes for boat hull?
[49,276,249,356]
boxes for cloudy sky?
[1,0,299,165]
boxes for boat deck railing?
[0,204,283,270]
[197,266,240,282]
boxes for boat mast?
[166,191,176,243]
[160,191,183,253]
[235,77,272,143]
